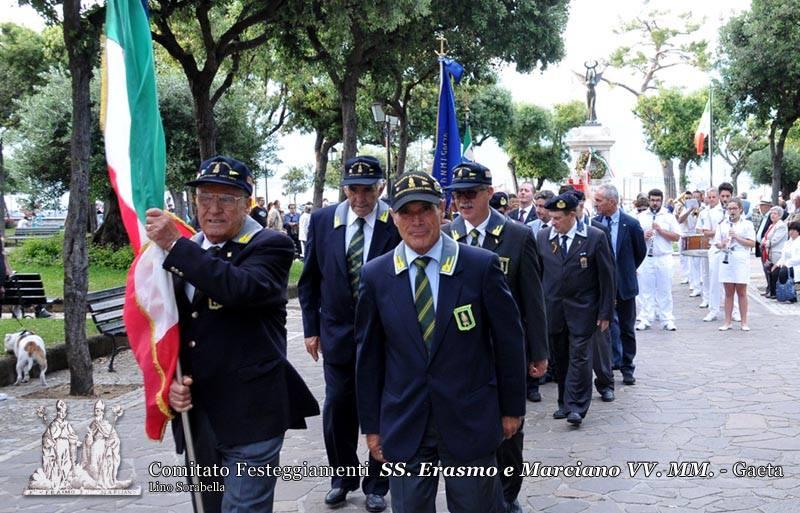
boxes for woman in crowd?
[770,221,800,300]
[761,206,788,299]
[713,197,755,331]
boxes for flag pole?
[175,360,205,513]
[709,84,714,187]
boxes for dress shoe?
[718,324,732,331]
[663,321,677,331]
[767,294,776,299]
[553,407,568,419]
[635,320,650,331]
[365,494,387,512]
[703,312,718,322]
[699,301,709,308]
[689,290,701,297]
[527,390,542,402]
[566,412,582,425]
[600,389,615,402]
[741,325,751,331]
[680,278,689,284]
[325,488,351,508]
[622,375,636,385]
[35,306,52,319]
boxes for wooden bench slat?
[86,287,127,337]
[88,296,126,312]
[93,310,124,323]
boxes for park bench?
[8,226,63,246]
[86,286,127,372]
[3,273,57,316]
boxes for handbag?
[776,267,797,303]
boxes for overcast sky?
[2,0,762,204]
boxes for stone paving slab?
[0,256,798,512]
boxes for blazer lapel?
[368,219,391,260]
[565,234,586,262]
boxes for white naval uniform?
[682,207,703,293]
[637,207,681,325]
[698,205,726,314]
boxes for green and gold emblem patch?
[453,304,476,331]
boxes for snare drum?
[681,234,710,256]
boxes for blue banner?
[432,58,464,208]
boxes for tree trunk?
[536,177,545,191]
[508,159,519,193]
[170,188,187,220]
[92,189,129,248]
[678,158,689,192]
[769,122,789,205]
[396,115,410,176]
[312,130,335,209]
[192,82,217,160]
[660,159,676,199]
[63,0,94,396]
[339,73,360,202]
[0,136,6,239]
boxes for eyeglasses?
[453,188,488,200]
[196,192,246,209]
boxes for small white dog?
[4,330,48,386]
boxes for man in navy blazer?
[151,156,320,513]
[536,193,615,425]
[356,171,526,513]
[298,156,398,511]
[594,184,647,385]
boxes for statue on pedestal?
[584,60,604,124]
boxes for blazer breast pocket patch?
[208,299,223,310]
[453,304,476,331]
[498,257,510,275]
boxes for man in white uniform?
[637,189,681,331]
[700,183,740,322]
[677,190,704,297]
[697,188,723,310]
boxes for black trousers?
[551,329,594,416]
[592,329,614,393]
[616,297,638,378]
[496,419,524,504]
[323,360,389,495]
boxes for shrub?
[15,233,64,266]
[88,243,134,270]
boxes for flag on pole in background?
[432,58,464,205]
[462,122,474,161]
[102,0,193,440]
[694,99,711,156]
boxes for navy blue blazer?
[594,212,646,300]
[536,223,615,336]
[298,200,400,365]
[165,217,319,450]
[355,235,526,463]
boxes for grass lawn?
[290,260,303,286]
[0,318,99,347]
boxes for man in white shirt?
[298,203,312,259]
[700,183,739,322]
[697,188,723,310]
[637,189,681,331]
[677,191,704,297]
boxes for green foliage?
[503,101,586,185]
[633,88,706,163]
[282,165,313,200]
[746,148,800,189]
[606,9,709,96]
[718,0,800,198]
[15,233,65,267]
[0,22,48,128]
[12,234,133,270]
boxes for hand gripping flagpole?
[175,358,205,513]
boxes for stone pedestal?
[565,124,616,187]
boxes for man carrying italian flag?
[103,2,318,512]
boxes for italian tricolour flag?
[102,0,193,440]
[694,99,711,156]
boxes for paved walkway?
[0,256,797,513]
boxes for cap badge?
[557,200,566,209]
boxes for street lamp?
[371,102,400,198]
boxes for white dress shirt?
[464,214,491,247]
[639,207,680,257]
[345,203,378,265]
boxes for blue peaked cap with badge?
[392,171,443,211]
[186,155,254,196]
[342,155,384,186]
[490,191,509,210]
[446,161,493,190]
[544,193,579,212]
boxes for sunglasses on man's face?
[453,188,488,200]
